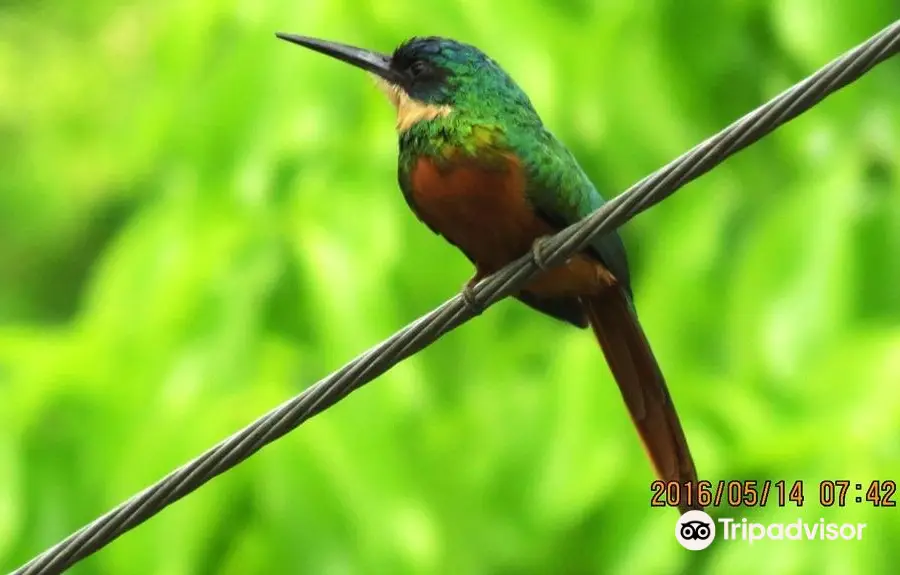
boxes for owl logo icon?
[675,510,716,550]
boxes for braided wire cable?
[11,19,900,575]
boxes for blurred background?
[1,1,899,574]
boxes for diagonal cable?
[10,19,900,575]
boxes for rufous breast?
[408,153,551,273]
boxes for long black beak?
[276,33,401,84]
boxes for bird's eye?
[409,60,428,77]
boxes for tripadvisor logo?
[675,513,868,550]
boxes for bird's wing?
[517,128,632,298]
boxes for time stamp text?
[651,480,897,509]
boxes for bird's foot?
[530,236,555,271]
[460,274,486,315]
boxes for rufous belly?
[408,154,616,297]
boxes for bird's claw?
[460,278,485,315]
[531,236,554,270]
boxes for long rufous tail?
[581,288,700,514]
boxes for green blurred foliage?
[1,1,899,573]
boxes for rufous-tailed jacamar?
[277,33,700,512]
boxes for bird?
[277,33,700,513]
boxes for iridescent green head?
[276,34,538,132]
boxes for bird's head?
[276,34,537,132]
